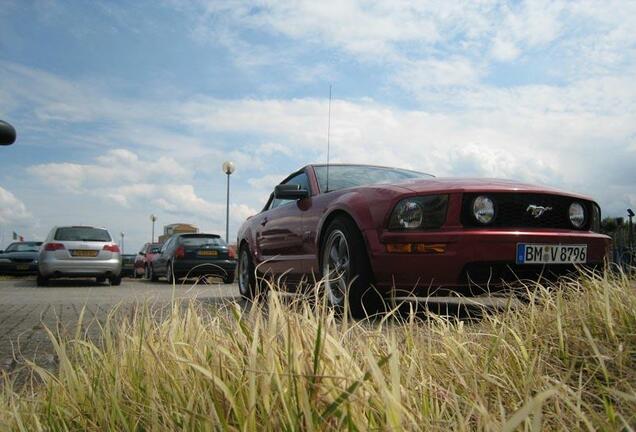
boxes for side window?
[160,238,172,253]
[269,172,310,210]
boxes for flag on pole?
[12,231,17,240]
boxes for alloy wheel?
[238,249,250,295]
[322,229,351,306]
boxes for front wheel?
[149,265,158,282]
[321,217,380,318]
[223,272,235,284]
[36,273,49,287]
[166,262,177,284]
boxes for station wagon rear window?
[180,236,225,247]
[54,227,112,242]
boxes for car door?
[255,171,311,279]
[154,237,175,275]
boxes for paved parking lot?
[0,276,240,378]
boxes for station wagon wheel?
[320,216,380,318]
[167,262,176,284]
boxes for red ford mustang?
[236,164,610,314]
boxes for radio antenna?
[326,84,332,192]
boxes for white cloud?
[0,186,31,225]
[25,149,259,240]
[27,148,189,192]
[392,57,483,90]
[180,0,636,91]
[248,173,289,193]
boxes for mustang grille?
[461,193,594,230]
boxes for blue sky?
[1,0,635,252]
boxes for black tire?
[166,262,177,284]
[36,273,49,287]
[238,245,262,300]
[109,275,122,286]
[223,272,235,284]
[149,265,158,282]
[320,216,381,318]
[144,265,150,280]
[96,276,106,284]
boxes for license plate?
[71,249,99,257]
[516,244,587,264]
[16,264,29,270]
[198,250,218,256]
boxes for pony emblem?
[526,205,552,218]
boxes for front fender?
[315,191,381,252]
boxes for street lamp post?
[222,161,236,243]
[628,209,634,263]
[150,214,157,243]
[120,232,125,255]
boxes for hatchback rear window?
[55,227,112,242]
[180,236,225,247]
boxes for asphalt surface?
[0,276,240,381]
[1,274,587,383]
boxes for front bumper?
[172,259,237,278]
[365,228,611,294]
[39,257,122,278]
[0,261,38,275]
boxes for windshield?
[314,165,433,193]
[180,236,225,247]
[54,227,112,242]
[5,242,42,252]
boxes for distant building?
[158,223,198,243]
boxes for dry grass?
[1,272,635,431]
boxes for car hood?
[389,178,594,201]
[0,251,38,260]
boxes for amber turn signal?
[385,243,446,254]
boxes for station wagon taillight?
[44,242,65,251]
[175,246,185,259]
[103,244,120,253]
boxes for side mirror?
[274,184,310,200]
[139,252,146,256]
[0,120,16,146]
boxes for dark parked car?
[149,234,236,284]
[134,242,162,278]
[236,164,611,316]
[121,254,136,277]
[0,241,42,275]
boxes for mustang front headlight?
[389,195,449,230]
[569,202,586,228]
[472,195,495,224]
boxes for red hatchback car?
[236,164,610,315]
[134,242,162,279]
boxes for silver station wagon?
[37,226,122,286]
